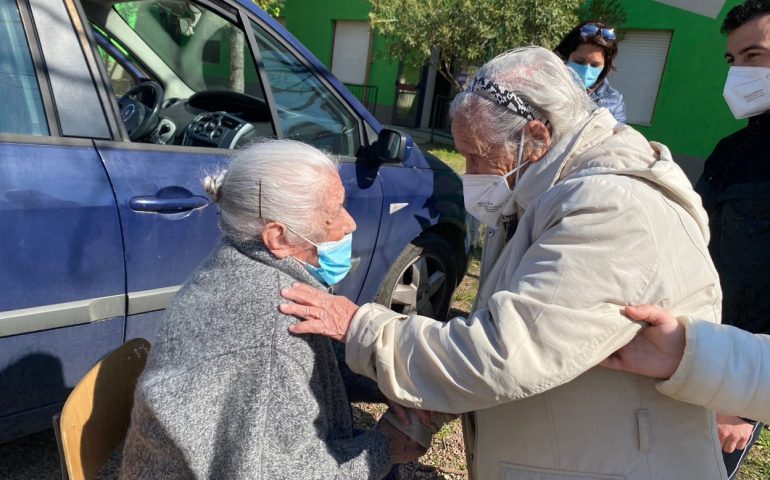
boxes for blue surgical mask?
[287,225,353,286]
[304,234,353,286]
[567,61,603,89]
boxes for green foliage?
[578,0,627,29]
[369,0,580,91]
[253,0,284,17]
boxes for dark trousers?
[723,421,764,479]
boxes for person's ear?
[262,222,294,258]
[524,120,552,163]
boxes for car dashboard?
[148,90,273,149]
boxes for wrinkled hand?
[385,399,412,426]
[717,414,755,453]
[411,409,441,427]
[384,399,438,428]
[601,304,685,379]
[376,418,427,464]
[281,283,359,342]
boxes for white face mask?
[723,66,770,119]
[462,130,528,227]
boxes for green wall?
[280,0,399,120]
[618,0,746,160]
[280,0,751,163]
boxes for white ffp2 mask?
[462,130,528,227]
[723,66,770,119]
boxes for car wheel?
[375,233,458,321]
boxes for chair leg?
[52,413,70,480]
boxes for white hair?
[203,139,338,244]
[450,46,596,154]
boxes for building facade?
[279,0,401,124]
[612,0,745,180]
[281,0,749,181]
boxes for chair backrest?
[56,338,150,480]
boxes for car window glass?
[82,0,275,148]
[97,46,141,97]
[0,1,48,136]
[250,21,361,157]
[114,1,264,99]
[91,25,147,97]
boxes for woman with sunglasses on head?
[555,20,627,123]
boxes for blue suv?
[0,0,467,442]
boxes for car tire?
[375,233,459,321]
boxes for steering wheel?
[118,81,164,141]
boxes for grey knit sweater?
[120,238,392,479]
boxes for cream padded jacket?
[346,109,726,479]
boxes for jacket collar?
[512,108,617,212]
[590,80,612,100]
[517,112,711,242]
[224,236,324,289]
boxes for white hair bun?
[203,171,226,203]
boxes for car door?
[0,0,125,441]
[82,0,384,342]
[85,1,256,342]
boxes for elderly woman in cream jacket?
[281,47,730,480]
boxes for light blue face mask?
[567,61,603,89]
[304,234,353,287]
[287,225,353,286]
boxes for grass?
[738,430,770,480]
[423,143,465,174]
[355,142,770,479]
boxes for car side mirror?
[375,128,407,163]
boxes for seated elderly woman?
[120,140,422,479]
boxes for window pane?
[97,46,140,97]
[610,30,673,125]
[0,1,48,136]
[115,1,264,99]
[331,21,371,85]
[251,21,360,157]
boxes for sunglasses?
[580,23,616,42]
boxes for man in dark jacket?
[695,2,770,478]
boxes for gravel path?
[0,429,120,480]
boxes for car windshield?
[114,0,263,98]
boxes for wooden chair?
[53,338,150,480]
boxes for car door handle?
[129,195,209,213]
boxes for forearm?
[346,186,659,414]
[658,317,770,424]
[346,300,638,414]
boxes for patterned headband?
[468,76,547,124]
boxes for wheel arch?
[422,220,468,283]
